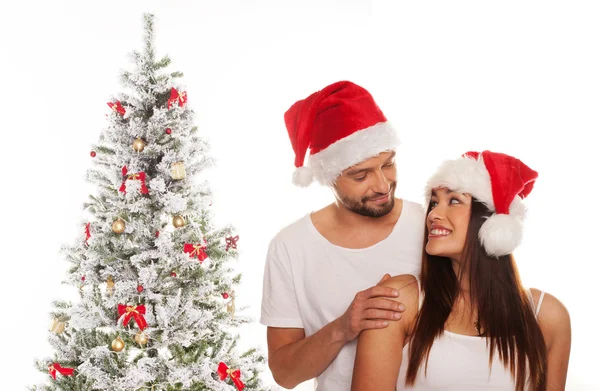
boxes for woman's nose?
[427,205,443,222]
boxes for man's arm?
[267,323,343,389]
[266,275,405,389]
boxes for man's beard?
[339,182,397,218]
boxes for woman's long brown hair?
[405,199,547,390]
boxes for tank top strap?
[535,291,545,318]
[526,289,535,311]
[415,276,423,310]
[526,288,546,319]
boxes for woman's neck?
[450,257,483,334]
[451,258,471,294]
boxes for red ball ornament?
[81,276,86,282]
[222,292,229,299]
[165,128,172,135]
[155,231,160,238]
[90,151,96,157]
[137,285,144,293]
[170,272,177,277]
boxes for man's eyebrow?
[345,153,396,176]
[345,167,371,176]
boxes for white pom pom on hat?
[292,166,314,187]
[425,150,538,257]
[478,213,524,258]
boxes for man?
[260,81,424,390]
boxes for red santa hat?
[426,150,538,257]
[284,81,399,187]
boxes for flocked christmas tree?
[32,13,266,391]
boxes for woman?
[351,150,571,390]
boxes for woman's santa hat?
[426,150,538,257]
[284,81,399,187]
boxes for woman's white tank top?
[396,288,545,390]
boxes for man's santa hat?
[426,150,538,257]
[284,81,399,187]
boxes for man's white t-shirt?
[260,200,425,391]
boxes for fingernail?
[398,304,406,311]
[393,312,401,319]
[393,290,399,296]
[383,321,389,326]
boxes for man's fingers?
[363,308,402,321]
[365,285,400,299]
[361,320,390,330]
[365,297,406,312]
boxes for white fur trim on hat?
[307,121,399,186]
[424,155,527,219]
[425,155,494,210]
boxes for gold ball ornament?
[111,336,125,352]
[132,138,146,152]
[49,319,66,334]
[170,162,186,180]
[172,215,185,228]
[226,299,235,318]
[135,331,149,346]
[112,218,126,234]
[106,275,115,296]
[226,290,236,318]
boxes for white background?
[1,1,598,389]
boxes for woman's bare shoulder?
[531,288,571,346]
[380,274,419,290]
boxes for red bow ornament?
[48,363,75,380]
[225,235,239,251]
[119,166,149,194]
[117,304,148,330]
[85,223,91,245]
[217,362,245,391]
[167,87,187,109]
[184,242,208,263]
[107,100,126,116]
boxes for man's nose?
[372,170,390,194]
